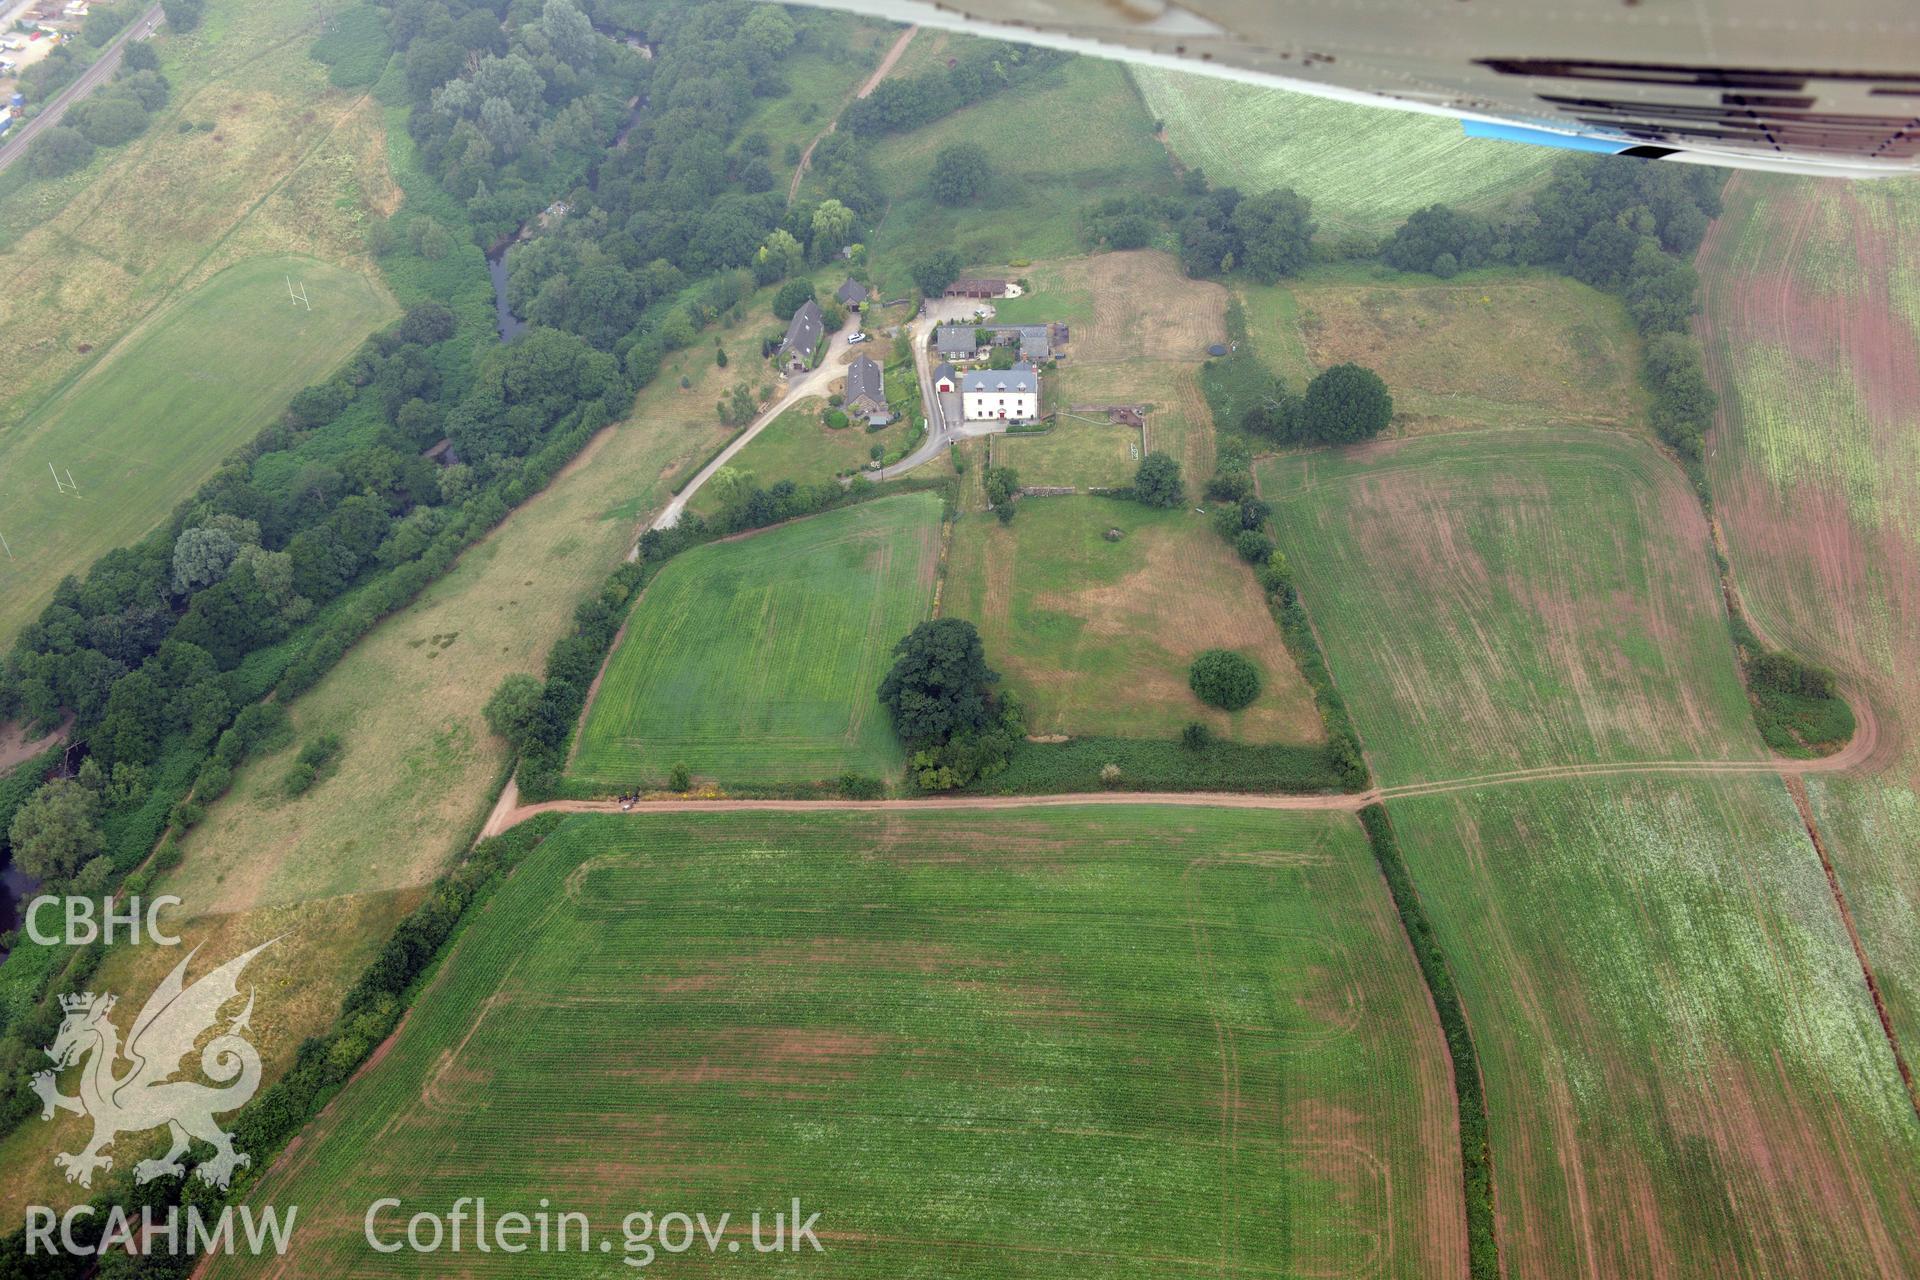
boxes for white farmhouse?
[960,361,1041,423]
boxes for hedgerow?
[1358,804,1500,1279]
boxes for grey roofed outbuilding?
[846,353,886,409]
[780,299,824,361]
[992,324,1052,359]
[934,324,978,357]
[959,361,1039,395]
[933,361,956,384]
[835,277,867,306]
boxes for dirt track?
[479,730,1878,837]
[785,25,916,205]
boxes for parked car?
[846,332,868,344]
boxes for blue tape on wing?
[1462,119,1630,154]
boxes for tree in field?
[772,279,816,320]
[878,618,997,748]
[929,143,990,204]
[1301,363,1393,444]
[29,126,94,178]
[1132,451,1184,508]
[1231,189,1315,283]
[910,249,963,297]
[1189,649,1261,711]
[984,465,1019,523]
[8,779,104,883]
[483,674,544,752]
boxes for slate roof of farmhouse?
[835,277,867,306]
[846,353,885,406]
[960,362,1039,394]
[780,300,823,357]
[934,324,977,356]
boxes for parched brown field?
[1239,273,1645,435]
[944,496,1323,744]
[0,0,393,426]
[1697,171,1920,1056]
[0,885,420,1218]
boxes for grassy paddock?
[944,496,1324,745]
[571,493,944,789]
[213,805,1467,1279]
[1238,270,1644,435]
[863,59,1175,295]
[1130,67,1551,238]
[0,255,395,642]
[1263,430,1762,787]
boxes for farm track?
[785,25,916,204]
[480,734,1875,837]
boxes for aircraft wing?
[794,0,1920,178]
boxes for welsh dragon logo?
[31,940,274,1190]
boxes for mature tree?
[1242,384,1303,443]
[755,227,805,283]
[810,198,856,259]
[1301,363,1393,444]
[984,464,1020,523]
[740,5,797,58]
[8,779,104,883]
[1624,239,1699,334]
[483,674,544,752]
[539,0,597,70]
[878,618,998,748]
[171,526,241,595]
[161,0,205,31]
[910,249,963,297]
[1132,451,1184,508]
[1189,649,1261,711]
[772,279,816,320]
[1382,203,1496,276]
[29,126,94,178]
[1231,188,1315,282]
[929,143,990,204]
[74,96,148,147]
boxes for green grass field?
[1261,430,1763,786]
[1387,777,1920,1277]
[212,805,1467,1278]
[944,497,1323,744]
[688,395,916,518]
[991,420,1141,489]
[1130,68,1552,238]
[0,254,395,643]
[571,494,942,789]
[863,59,1176,295]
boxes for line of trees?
[27,36,171,179]
[840,38,1067,138]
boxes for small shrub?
[282,762,318,798]
[1181,722,1212,750]
[1099,762,1122,787]
[669,763,691,791]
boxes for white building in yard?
[960,362,1041,423]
